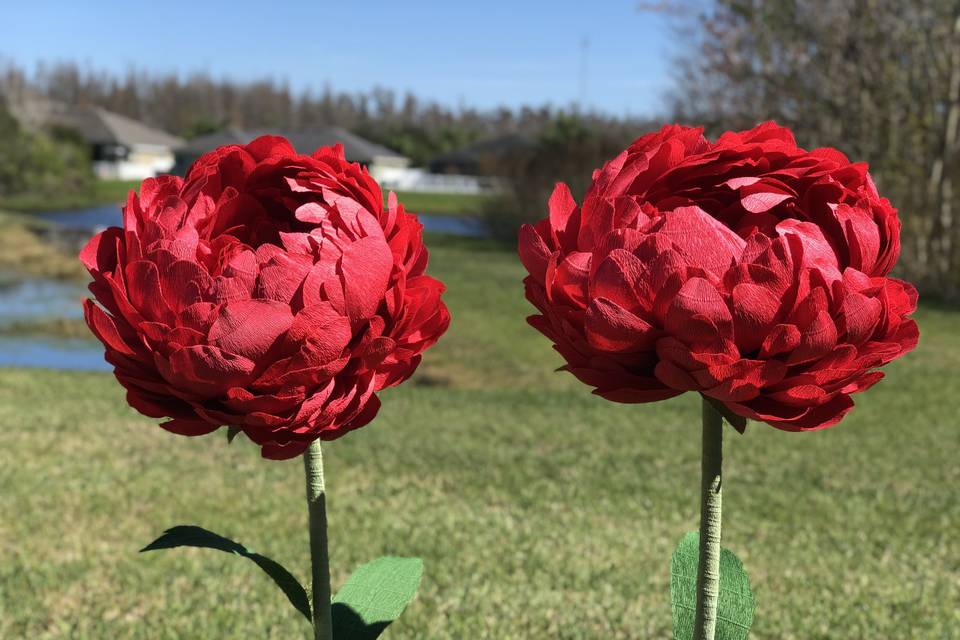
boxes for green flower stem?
[694,398,724,640]
[304,440,333,640]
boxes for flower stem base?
[693,398,723,640]
[304,440,333,640]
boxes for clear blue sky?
[0,1,676,117]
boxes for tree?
[480,114,653,242]
[665,0,960,298]
[0,98,93,199]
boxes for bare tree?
[663,0,960,298]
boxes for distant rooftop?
[181,127,407,163]
[6,97,184,149]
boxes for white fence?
[376,168,504,195]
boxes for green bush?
[0,103,94,200]
[480,115,635,244]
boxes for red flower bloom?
[518,122,918,431]
[82,136,449,459]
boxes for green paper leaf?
[703,395,748,434]
[226,426,241,444]
[331,556,424,640]
[670,531,755,640]
[141,525,311,622]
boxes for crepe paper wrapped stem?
[304,440,333,640]
[694,399,723,639]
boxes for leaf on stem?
[670,531,755,640]
[331,556,424,640]
[703,395,748,434]
[226,426,241,444]
[141,525,311,622]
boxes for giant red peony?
[518,122,918,431]
[82,136,449,459]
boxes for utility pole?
[578,36,589,112]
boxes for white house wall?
[94,144,177,180]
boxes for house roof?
[91,108,184,148]
[6,97,184,149]
[181,127,406,163]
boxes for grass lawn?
[1,181,486,217]
[0,179,140,213]
[386,190,489,216]
[0,235,957,639]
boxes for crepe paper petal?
[81,135,449,458]
[518,121,917,433]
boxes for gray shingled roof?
[6,97,183,149]
[181,127,406,163]
[91,108,184,148]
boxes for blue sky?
[0,1,676,116]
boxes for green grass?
[0,179,140,213]
[0,317,92,339]
[0,236,958,639]
[1,182,484,216]
[386,190,489,216]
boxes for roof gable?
[182,127,406,163]
[5,96,183,149]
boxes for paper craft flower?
[82,136,449,459]
[518,122,918,431]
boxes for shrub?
[480,116,635,244]
[0,102,93,200]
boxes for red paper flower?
[519,122,918,431]
[82,136,449,458]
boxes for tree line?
[2,0,958,299]
[0,60,645,167]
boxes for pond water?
[35,204,489,237]
[0,273,86,320]
[36,204,126,230]
[0,272,101,370]
[0,336,110,371]
[4,202,487,371]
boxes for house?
[6,97,184,180]
[175,127,411,184]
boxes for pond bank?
[0,211,89,280]
[0,179,139,213]
[33,203,489,238]
[0,202,490,371]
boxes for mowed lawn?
[0,179,488,217]
[0,179,141,213]
[0,235,957,639]
[388,190,489,216]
